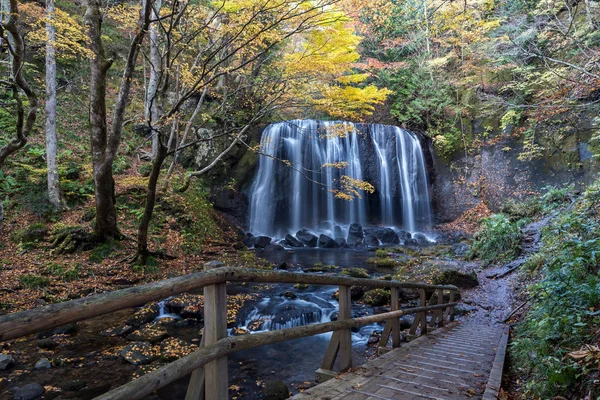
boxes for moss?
[89,240,121,263]
[341,268,370,279]
[363,289,391,306]
[12,222,48,244]
[366,257,398,268]
[19,274,50,289]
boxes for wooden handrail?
[0,267,458,341]
[94,303,458,400]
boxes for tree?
[45,0,62,210]
[0,0,39,225]
[83,0,153,241]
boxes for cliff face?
[430,108,599,223]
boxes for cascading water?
[248,120,432,238]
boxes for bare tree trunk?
[45,0,62,210]
[83,0,152,240]
[146,0,161,159]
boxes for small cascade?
[155,300,180,320]
[248,120,432,238]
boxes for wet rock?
[127,303,159,327]
[13,383,44,400]
[165,294,204,319]
[101,324,133,337]
[283,234,304,248]
[247,319,265,331]
[335,238,348,248]
[243,233,255,248]
[296,229,318,247]
[367,330,382,346]
[364,289,391,307]
[262,381,289,400]
[405,238,420,247]
[451,242,470,257]
[231,327,250,336]
[350,286,367,300]
[254,236,272,249]
[127,324,169,343]
[0,353,14,370]
[334,226,344,239]
[435,270,479,289]
[282,290,297,299]
[276,262,289,270]
[347,223,364,245]
[396,230,412,242]
[413,233,434,247]
[36,338,58,350]
[372,306,390,314]
[264,243,285,252]
[365,227,400,245]
[205,260,225,269]
[364,235,380,247]
[62,380,87,392]
[34,358,51,370]
[318,234,339,248]
[399,315,413,330]
[159,338,198,362]
[121,342,157,365]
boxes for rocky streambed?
[0,235,480,400]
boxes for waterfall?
[248,120,432,238]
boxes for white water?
[248,120,432,237]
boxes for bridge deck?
[290,322,507,400]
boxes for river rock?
[34,358,51,370]
[405,238,420,247]
[243,233,255,248]
[400,315,413,330]
[347,223,364,245]
[435,270,479,289]
[101,324,133,337]
[318,234,339,248]
[0,353,14,370]
[350,286,367,300]
[396,230,412,242]
[283,234,304,248]
[264,243,285,252]
[36,338,58,350]
[296,229,318,247]
[13,383,44,400]
[333,226,344,239]
[127,302,159,327]
[413,233,434,247]
[165,294,204,319]
[451,242,470,257]
[262,381,289,400]
[247,319,265,331]
[127,324,169,343]
[36,323,78,339]
[254,236,272,249]
[62,380,87,392]
[335,238,348,248]
[365,227,400,244]
[276,262,289,270]
[364,235,380,247]
[159,337,198,361]
[231,327,250,336]
[121,342,157,365]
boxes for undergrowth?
[468,214,522,264]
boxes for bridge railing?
[0,264,459,400]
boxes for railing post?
[202,262,228,400]
[390,287,401,347]
[338,285,352,372]
[444,290,456,322]
[409,288,427,337]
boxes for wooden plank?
[185,336,205,400]
[203,263,228,400]
[482,328,510,400]
[321,331,340,370]
[377,320,392,349]
[338,285,353,372]
[390,287,401,348]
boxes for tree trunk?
[83,0,152,240]
[45,0,62,210]
[146,0,161,159]
[136,139,167,265]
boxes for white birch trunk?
[146,0,161,159]
[46,0,61,209]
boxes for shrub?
[468,214,521,264]
[501,197,542,221]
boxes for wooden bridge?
[0,263,508,400]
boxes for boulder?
[296,229,318,247]
[62,380,87,392]
[335,238,348,248]
[36,323,78,339]
[127,303,159,327]
[365,227,400,245]
[364,235,380,247]
[121,342,157,365]
[253,236,272,249]
[350,286,367,300]
[413,233,434,247]
[262,381,289,400]
[284,234,304,248]
[159,337,198,361]
[243,234,256,248]
[435,270,479,289]
[318,234,339,248]
[34,358,51,370]
[247,319,265,331]
[263,243,285,252]
[276,262,289,270]
[126,324,169,343]
[405,238,420,247]
[231,327,250,336]
[396,230,412,242]
[333,226,344,239]
[347,223,364,245]
[36,338,58,350]
[13,383,44,400]
[101,324,133,337]
[164,294,204,320]
[0,353,14,370]
[451,242,470,257]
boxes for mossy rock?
[13,223,48,244]
[363,289,391,306]
[341,268,370,279]
[433,270,479,289]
